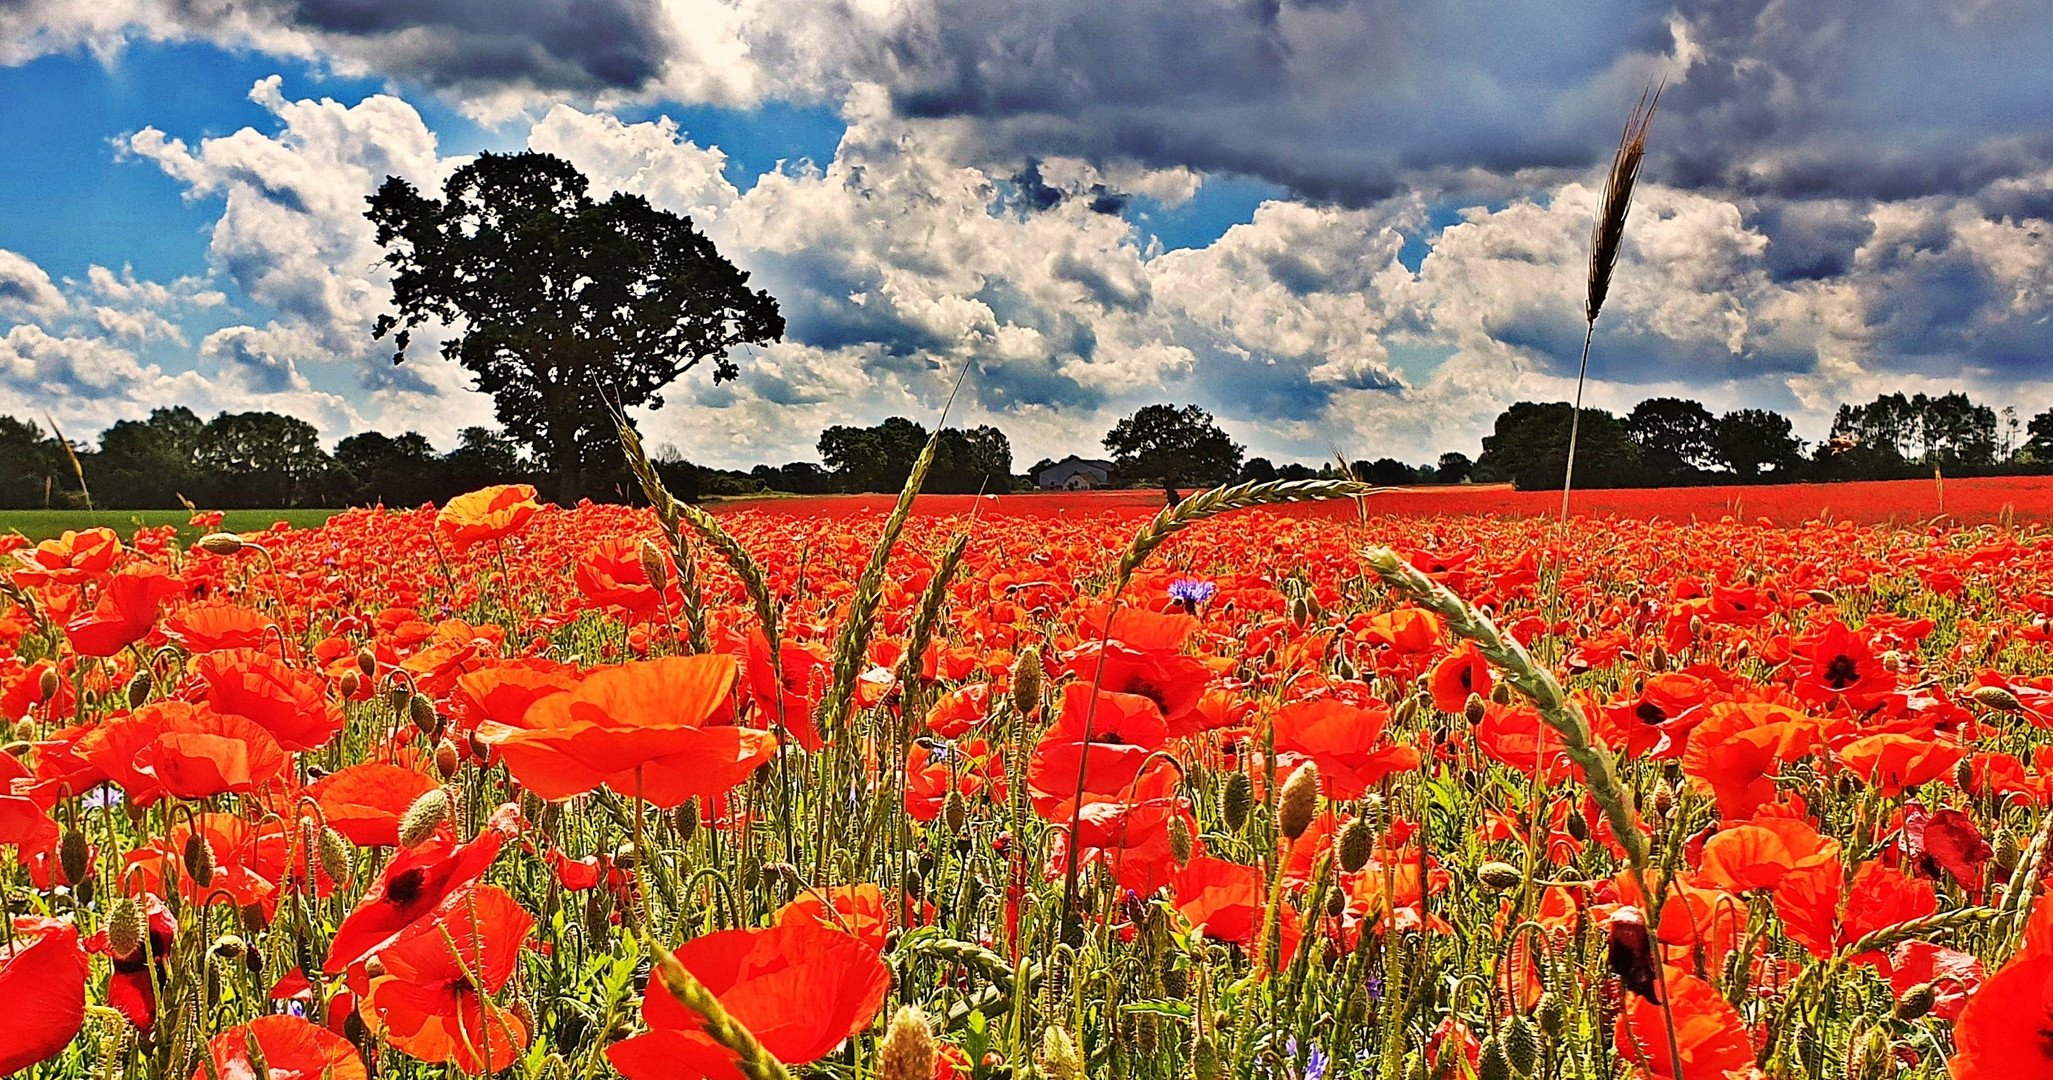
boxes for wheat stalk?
[1112,478,1388,595]
[649,940,795,1080]
[1562,85,1660,522]
[616,416,778,648]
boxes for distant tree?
[0,416,68,509]
[1357,458,1418,486]
[1237,457,1278,484]
[367,151,784,502]
[1827,391,1996,472]
[1025,458,1059,486]
[1435,452,1473,484]
[336,431,440,507]
[1916,392,1998,465]
[1624,397,1718,480]
[1475,402,1639,491]
[93,406,205,508]
[818,417,932,493]
[1276,462,1318,482]
[931,425,1013,493]
[2024,407,2053,464]
[1712,409,1806,480]
[766,462,833,495]
[1103,404,1244,498]
[442,427,530,494]
[194,412,333,507]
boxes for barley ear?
[1586,84,1660,326]
[649,940,795,1080]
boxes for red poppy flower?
[1901,803,1992,895]
[1775,859,1934,961]
[1792,620,1895,710]
[925,683,994,739]
[325,831,504,975]
[76,700,288,805]
[1681,700,1819,817]
[607,922,891,1080]
[1473,701,1573,782]
[1272,698,1421,799]
[359,884,533,1073]
[1887,939,1981,1022]
[1069,790,1200,895]
[1614,968,1753,1079]
[1429,642,1491,714]
[0,917,88,1075]
[1836,733,1963,797]
[1172,856,1300,968]
[1698,816,1840,895]
[1360,608,1444,654]
[192,1015,367,1080]
[10,527,121,587]
[1951,900,2053,1080]
[479,655,774,809]
[194,648,346,752]
[436,484,541,549]
[64,565,183,657]
[1027,686,1171,820]
[123,812,288,913]
[733,629,828,751]
[776,883,900,950]
[575,536,675,620]
[448,658,579,737]
[312,763,443,848]
[162,601,277,654]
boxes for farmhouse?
[1036,456,1116,490]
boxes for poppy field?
[4,459,2053,1080]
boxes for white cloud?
[0,249,67,322]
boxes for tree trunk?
[550,416,581,504]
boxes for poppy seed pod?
[1894,982,1937,1021]
[943,789,967,834]
[398,787,449,849]
[194,532,246,556]
[1336,817,1372,872]
[1464,692,1487,725]
[124,670,153,708]
[105,896,144,960]
[876,1006,936,1080]
[38,667,60,702]
[674,798,700,842]
[1476,861,1524,891]
[1278,763,1320,841]
[1222,771,1253,832]
[356,648,377,679]
[409,694,439,735]
[1010,646,1043,716]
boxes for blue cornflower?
[1167,578,1216,605]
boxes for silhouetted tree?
[193,412,333,507]
[1103,404,1244,497]
[1476,402,1639,491]
[1713,408,1806,480]
[1624,397,1717,481]
[2024,407,2053,464]
[1435,452,1474,484]
[367,151,783,501]
[92,407,204,508]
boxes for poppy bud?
[638,538,670,592]
[125,670,153,709]
[1010,647,1043,717]
[1490,682,1511,705]
[876,1006,937,1080]
[337,669,361,699]
[38,667,60,702]
[674,799,700,841]
[1222,771,1253,832]
[364,955,387,978]
[1652,779,1676,820]
[1477,1035,1510,1080]
[1337,817,1372,872]
[1535,990,1566,1037]
[1845,1027,1890,1080]
[183,832,214,888]
[1190,1034,1222,1080]
[1325,887,1345,918]
[320,827,354,884]
[1649,643,1668,671]
[1402,1051,1428,1080]
[1565,811,1589,843]
[434,740,460,780]
[1037,1025,1082,1080]
[943,789,968,835]
[105,896,144,960]
[1606,906,1662,1004]
[11,719,31,742]
[59,828,89,886]
[1688,615,1704,640]
[398,788,449,849]
[1160,957,1187,999]
[409,694,439,735]
[1359,792,1385,832]
[1806,589,1836,605]
[387,685,413,712]
[1502,1013,1538,1075]
[1894,982,1936,1021]
[1994,827,2021,876]
[194,532,246,556]
[1476,861,1524,891]
[209,934,247,962]
[1970,685,2024,712]
[1278,763,1319,841]
[1289,597,1310,627]
[357,648,377,679]
[1169,816,1194,866]
[1463,692,1487,725]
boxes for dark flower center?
[386,867,427,906]
[1635,702,1667,724]
[1822,654,1861,689]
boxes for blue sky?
[2,1,2051,469]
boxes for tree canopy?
[817,418,1013,493]
[1476,401,1639,491]
[1103,404,1244,494]
[366,151,783,501]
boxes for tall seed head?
[638,538,670,592]
[876,1006,936,1080]
[320,827,355,884]
[398,787,449,848]
[183,832,214,888]
[1584,85,1659,325]
[1169,815,1194,866]
[1278,763,1320,841]
[1037,1025,1082,1080]
[59,828,90,885]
